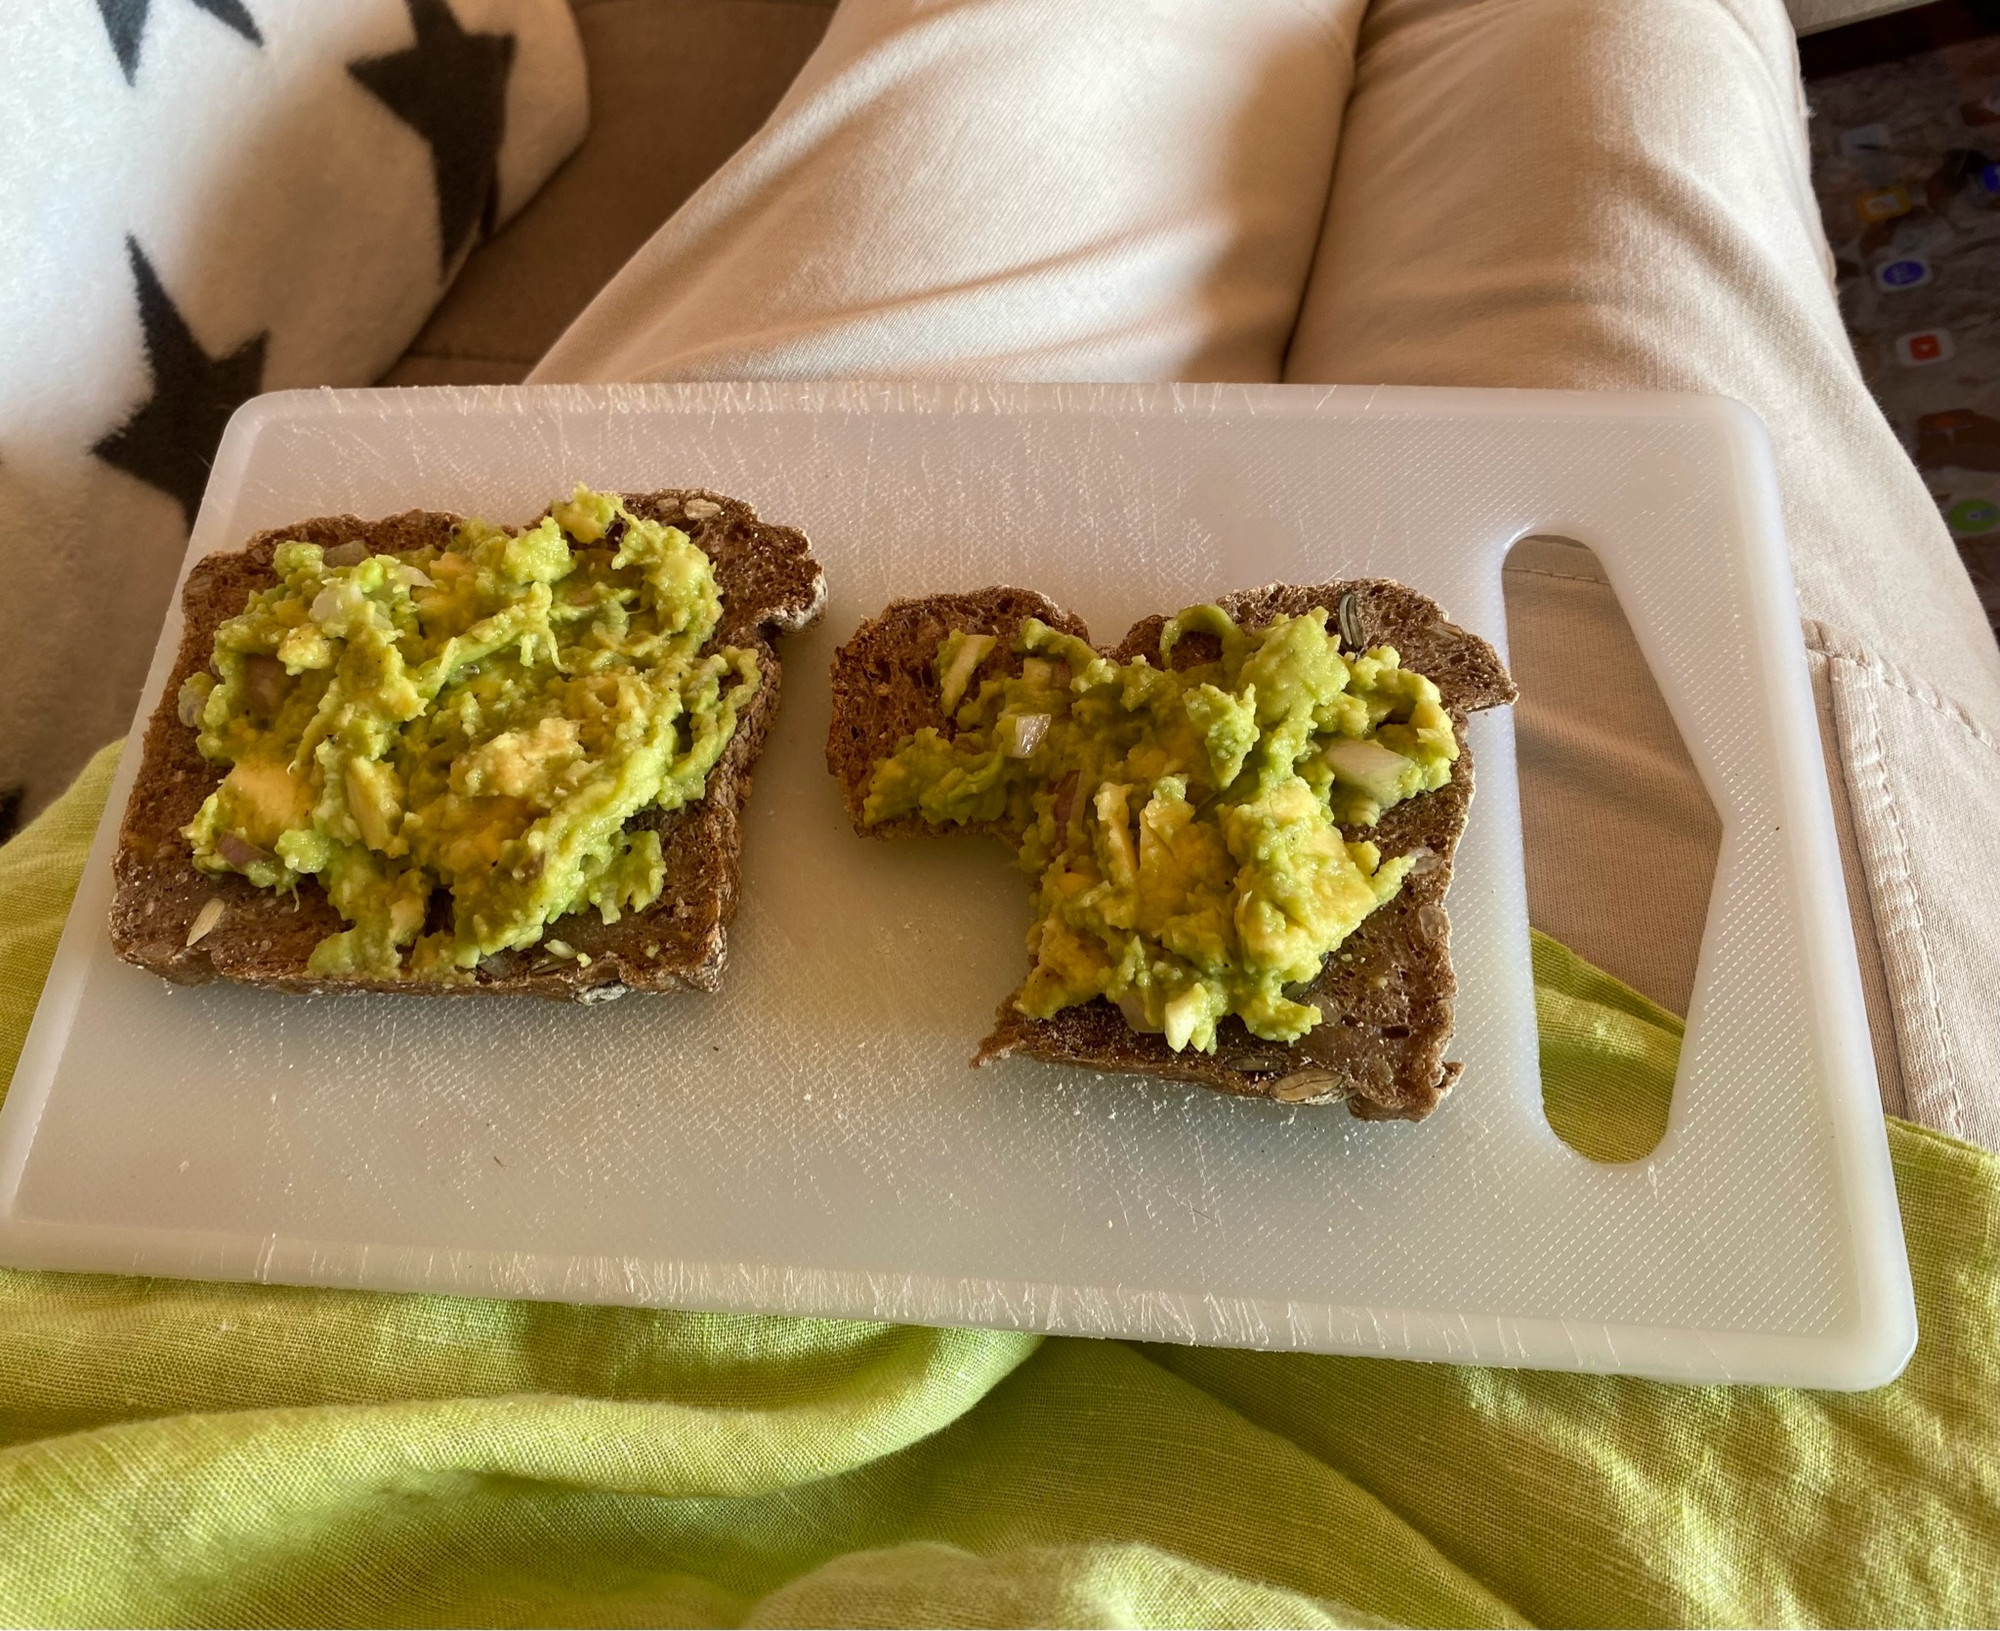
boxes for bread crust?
[825,580,1516,1120]
[109,490,825,1001]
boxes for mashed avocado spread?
[863,606,1456,1053]
[179,487,757,981]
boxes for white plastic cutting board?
[0,383,1914,1388]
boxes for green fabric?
[0,743,1993,1628]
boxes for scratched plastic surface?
[0,383,1914,1387]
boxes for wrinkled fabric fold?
[0,749,1991,1628]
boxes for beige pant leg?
[532,0,1368,385]
[1290,0,2000,1145]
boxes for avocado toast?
[827,582,1515,1120]
[112,488,824,1001]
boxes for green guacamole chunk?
[862,604,1457,1053]
[179,486,758,981]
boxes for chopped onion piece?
[243,653,286,713]
[1000,712,1050,758]
[397,562,434,589]
[1116,992,1157,1032]
[217,832,275,872]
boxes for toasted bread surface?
[111,491,824,1001]
[826,580,1515,1119]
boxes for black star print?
[349,0,516,274]
[93,238,268,531]
[96,0,261,85]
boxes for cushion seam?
[1836,665,1967,1136]
[1804,618,2000,756]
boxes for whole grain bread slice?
[827,581,1515,1119]
[111,490,825,1001]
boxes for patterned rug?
[1806,1,2000,631]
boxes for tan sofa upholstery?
[382,0,1928,397]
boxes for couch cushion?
[383,0,835,386]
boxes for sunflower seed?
[1337,591,1364,651]
[185,897,226,947]
[1270,1070,1343,1103]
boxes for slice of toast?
[111,490,825,1001]
[827,581,1516,1119]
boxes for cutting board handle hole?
[1501,533,1717,1163]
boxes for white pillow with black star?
[0,0,586,824]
